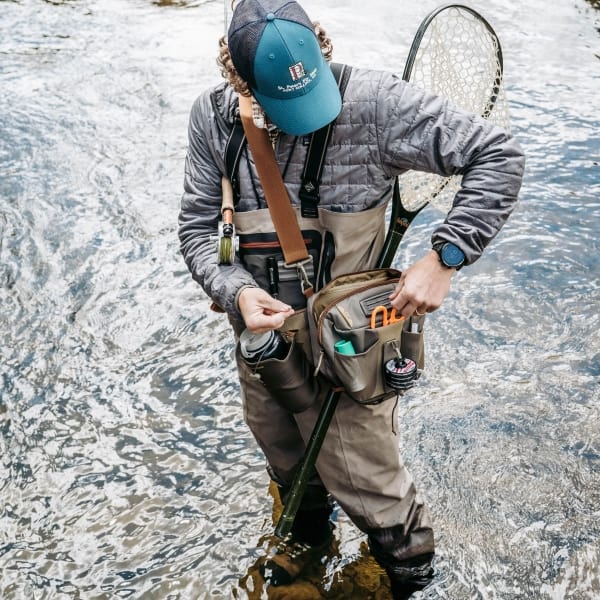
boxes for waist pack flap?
[305,268,425,404]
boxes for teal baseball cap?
[228,0,342,136]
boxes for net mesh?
[400,6,511,212]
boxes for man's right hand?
[238,287,295,333]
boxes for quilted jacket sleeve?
[375,71,525,265]
[178,90,257,322]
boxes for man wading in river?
[178,0,524,596]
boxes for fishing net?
[400,5,512,213]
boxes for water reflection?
[236,483,393,599]
[0,0,598,598]
[152,0,216,7]
[584,0,600,11]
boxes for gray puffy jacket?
[179,66,525,321]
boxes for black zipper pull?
[266,256,280,299]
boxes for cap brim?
[253,62,342,136]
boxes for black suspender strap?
[299,62,352,218]
[224,110,246,203]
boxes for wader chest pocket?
[238,230,322,309]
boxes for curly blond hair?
[217,22,334,96]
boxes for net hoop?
[400,4,511,213]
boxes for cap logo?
[288,62,306,81]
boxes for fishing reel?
[384,355,418,390]
[215,220,238,265]
[384,341,418,391]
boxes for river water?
[0,0,598,598]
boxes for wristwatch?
[433,242,465,270]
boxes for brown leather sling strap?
[238,93,314,297]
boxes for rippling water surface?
[1,0,598,598]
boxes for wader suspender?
[224,63,351,208]
[299,63,351,218]
[235,63,351,299]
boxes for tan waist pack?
[283,268,426,405]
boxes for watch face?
[441,243,465,268]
